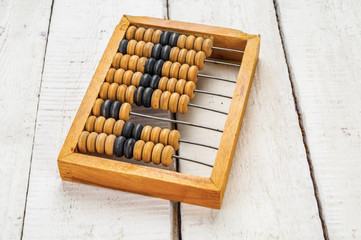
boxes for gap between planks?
[272,0,329,239]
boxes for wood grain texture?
[21,1,177,239]
[0,0,52,239]
[276,0,361,239]
[169,0,325,239]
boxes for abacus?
[58,15,260,209]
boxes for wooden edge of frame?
[210,35,260,207]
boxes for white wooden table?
[1,0,360,239]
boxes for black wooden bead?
[101,99,112,118]
[123,138,136,159]
[142,87,153,108]
[122,121,134,138]
[110,101,121,120]
[114,136,126,157]
[161,45,171,61]
[153,59,164,76]
[145,58,156,75]
[150,75,160,89]
[134,86,144,106]
[132,124,144,140]
[160,31,171,45]
[168,33,179,47]
[151,44,162,59]
[118,39,128,54]
[139,73,151,87]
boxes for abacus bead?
[150,127,162,144]
[118,39,128,54]
[134,27,146,41]
[168,129,181,150]
[99,82,110,99]
[137,57,147,73]
[150,75,160,89]
[185,50,196,66]
[108,83,118,101]
[105,134,116,156]
[175,79,186,95]
[145,58,156,75]
[178,64,190,80]
[114,136,126,157]
[135,40,145,57]
[177,34,187,49]
[169,47,180,62]
[159,128,171,145]
[153,60,164,76]
[123,70,133,86]
[96,133,107,154]
[194,37,204,52]
[113,120,125,136]
[184,81,196,100]
[152,29,162,44]
[78,131,89,153]
[132,124,144,140]
[185,35,196,50]
[152,143,164,165]
[143,28,155,42]
[92,98,104,116]
[166,78,177,92]
[202,38,213,57]
[160,91,171,111]
[94,116,106,133]
[161,61,172,77]
[134,86,144,106]
[127,39,137,55]
[119,103,131,121]
[143,42,154,58]
[161,145,175,167]
[131,72,142,87]
[133,140,145,161]
[169,32,179,47]
[114,69,125,84]
[187,65,198,82]
[125,85,136,104]
[178,95,190,114]
[178,48,187,64]
[151,89,162,109]
[161,45,171,61]
[160,31,171,45]
[139,73,151,87]
[169,92,180,113]
[125,26,136,40]
[142,87,153,108]
[103,118,116,135]
[122,121,134,138]
[85,116,96,132]
[116,84,127,103]
[123,138,136,159]
[112,53,123,68]
[169,62,181,78]
[151,44,162,59]
[141,125,152,142]
[128,55,139,72]
[142,141,155,163]
[158,77,168,91]
[120,54,131,70]
[195,51,206,70]
[101,99,112,118]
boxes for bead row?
[125,26,213,57]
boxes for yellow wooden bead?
[86,132,98,153]
[177,48,188,64]
[128,55,139,72]
[162,61,172,77]
[177,34,187,49]
[169,92,180,113]
[94,116,106,133]
[141,125,152,142]
[105,68,116,83]
[105,134,117,156]
[152,29,162,44]
[159,129,171,146]
[151,143,164,165]
[92,98,104,116]
[166,78,177,92]
[194,37,204,52]
[103,118,116,135]
[178,95,190,114]
[96,133,107,154]
[169,62,181,79]
[135,40,145,57]
[143,42,154,58]
[123,70,134,86]
[78,131,89,153]
[113,120,125,136]
[158,77,168,91]
[185,35,196,50]
[120,54,131,70]
[119,103,131,121]
[114,68,125,84]
[160,91,171,111]
[151,89,162,110]
[143,28,155,42]
[112,53,123,68]
[142,141,155,163]
[150,127,162,144]
[184,81,196,100]
[161,145,175,167]
[178,64,190,80]
[134,27,146,41]
[168,130,180,150]
[137,57,147,73]
[99,82,110,99]
[116,84,127,103]
[194,51,206,70]
[187,65,198,82]
[85,116,96,132]
[185,50,196,66]
[133,140,145,161]
[175,79,186,95]
[125,26,137,40]
[125,85,136,104]
[127,39,137,55]
[202,38,213,57]
[169,47,180,62]
[107,83,119,101]
[131,72,142,87]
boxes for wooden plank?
[21,1,176,239]
[275,0,361,239]
[0,0,52,239]
[168,0,325,239]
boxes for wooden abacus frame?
[58,15,260,209]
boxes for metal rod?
[197,73,236,83]
[195,89,232,99]
[188,103,228,115]
[211,46,244,53]
[172,155,213,168]
[205,59,241,67]
[130,112,223,133]
[179,139,218,150]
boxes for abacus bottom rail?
[172,155,213,168]
[197,73,236,83]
